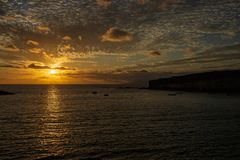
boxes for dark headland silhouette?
[0,90,15,95]
[148,70,240,92]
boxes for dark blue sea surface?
[0,85,240,160]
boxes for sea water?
[0,85,239,159]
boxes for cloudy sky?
[0,0,240,85]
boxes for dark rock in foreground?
[149,70,240,92]
[0,90,15,95]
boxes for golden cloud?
[0,44,20,52]
[26,40,40,46]
[102,27,133,42]
[185,47,193,54]
[149,51,161,56]
[28,48,42,54]
[62,36,71,41]
[28,63,74,70]
[36,26,51,34]
[96,0,112,8]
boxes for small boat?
[104,94,109,96]
[92,91,98,94]
[168,93,177,96]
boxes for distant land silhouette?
[0,90,15,95]
[148,70,240,92]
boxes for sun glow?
[50,69,57,75]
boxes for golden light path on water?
[35,86,72,158]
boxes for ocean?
[0,85,239,160]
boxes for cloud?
[0,64,21,69]
[119,44,240,73]
[28,48,42,54]
[184,47,195,58]
[28,63,74,70]
[102,27,133,42]
[62,36,71,41]
[36,26,51,34]
[198,44,240,56]
[62,44,71,50]
[54,66,68,70]
[28,63,50,69]
[148,51,161,56]
[136,0,184,10]
[96,0,112,8]
[0,8,6,16]
[0,0,240,84]
[66,69,159,86]
[185,47,193,54]
[0,44,20,52]
[26,40,40,47]
[137,0,150,5]
[158,0,184,10]
[0,1,7,16]
[0,34,20,52]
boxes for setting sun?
[50,69,57,75]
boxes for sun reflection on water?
[46,85,60,113]
[36,85,71,158]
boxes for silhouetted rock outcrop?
[0,90,15,95]
[149,70,240,92]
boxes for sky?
[0,0,240,85]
